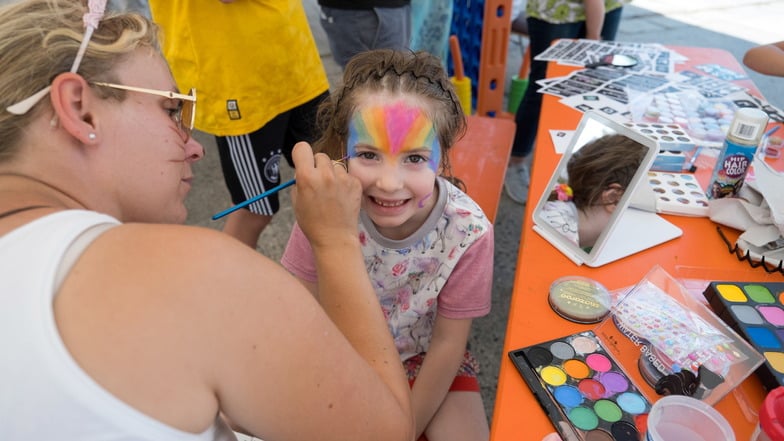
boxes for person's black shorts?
[216,91,328,216]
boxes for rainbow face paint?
[347,101,441,173]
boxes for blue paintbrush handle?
[212,178,296,220]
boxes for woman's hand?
[290,142,362,249]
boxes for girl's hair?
[0,0,159,162]
[564,134,647,209]
[314,49,467,188]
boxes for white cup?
[646,395,735,441]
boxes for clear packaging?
[594,265,764,406]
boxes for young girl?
[541,133,646,249]
[281,49,493,441]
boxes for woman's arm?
[583,0,606,40]
[743,41,784,76]
[200,144,413,440]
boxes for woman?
[0,1,413,439]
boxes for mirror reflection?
[540,134,647,250]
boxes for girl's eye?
[406,154,428,164]
[356,151,377,160]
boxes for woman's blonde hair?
[0,0,159,161]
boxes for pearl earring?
[88,133,97,140]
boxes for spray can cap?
[728,108,769,145]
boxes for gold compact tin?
[548,276,611,324]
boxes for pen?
[685,146,703,173]
[211,155,350,221]
[212,178,295,220]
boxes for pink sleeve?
[437,225,494,319]
[280,222,318,283]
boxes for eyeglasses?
[93,82,196,142]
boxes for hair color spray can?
[706,108,769,199]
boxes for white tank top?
[0,210,236,441]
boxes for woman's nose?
[185,136,205,162]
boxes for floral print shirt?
[527,0,632,24]
[281,178,493,361]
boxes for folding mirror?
[532,111,682,267]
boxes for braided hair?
[314,49,467,190]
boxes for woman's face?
[345,94,441,240]
[92,49,204,224]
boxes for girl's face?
[346,96,441,240]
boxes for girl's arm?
[583,0,606,40]
[411,316,474,438]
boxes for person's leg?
[216,113,292,248]
[600,7,624,41]
[282,91,329,166]
[373,6,412,52]
[423,391,489,441]
[318,7,380,69]
[505,18,584,204]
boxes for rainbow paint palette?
[509,331,651,441]
[704,281,784,390]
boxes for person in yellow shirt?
[149,0,330,249]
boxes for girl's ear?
[601,183,624,213]
[49,72,100,145]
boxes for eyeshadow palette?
[509,331,651,441]
[647,171,709,217]
[704,281,784,390]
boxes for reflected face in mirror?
[541,134,647,250]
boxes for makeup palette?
[509,331,651,441]
[647,171,709,217]
[704,281,784,390]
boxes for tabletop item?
[646,171,709,217]
[509,330,652,441]
[704,281,784,390]
[548,276,612,324]
[706,107,769,199]
[752,386,784,441]
[645,395,735,441]
[531,111,681,267]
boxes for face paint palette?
[704,281,784,390]
[509,331,652,441]
[646,171,710,217]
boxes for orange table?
[450,114,516,223]
[489,46,784,441]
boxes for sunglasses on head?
[92,82,196,142]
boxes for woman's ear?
[49,72,100,145]
[601,183,624,213]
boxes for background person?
[504,0,631,205]
[743,41,784,77]
[317,0,411,70]
[148,0,330,249]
